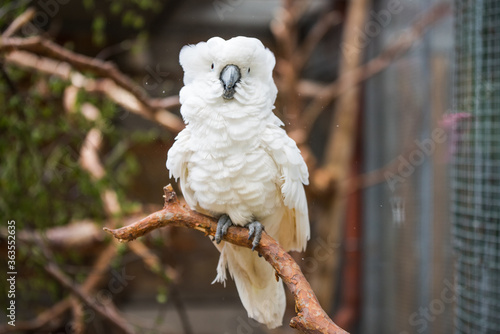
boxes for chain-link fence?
[452,0,500,333]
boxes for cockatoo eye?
[247,68,250,73]
[211,63,214,70]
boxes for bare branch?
[44,262,136,334]
[0,243,118,333]
[17,220,103,250]
[295,11,342,70]
[302,3,452,133]
[1,36,140,105]
[1,7,35,38]
[104,185,349,334]
[0,39,184,133]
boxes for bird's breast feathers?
[186,146,281,226]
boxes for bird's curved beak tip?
[220,64,241,100]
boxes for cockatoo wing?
[261,123,310,252]
[166,128,198,210]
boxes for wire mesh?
[453,0,500,333]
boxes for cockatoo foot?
[215,214,233,244]
[246,221,264,251]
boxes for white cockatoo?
[166,36,310,328]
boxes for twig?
[0,244,118,333]
[104,185,349,334]
[32,237,135,334]
[44,262,136,334]
[1,7,35,38]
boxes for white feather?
[166,36,310,328]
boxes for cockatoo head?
[179,36,277,107]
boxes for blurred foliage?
[84,0,163,47]
[0,1,167,230]
[0,65,148,232]
[0,1,169,318]
[0,60,147,314]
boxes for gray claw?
[246,221,263,251]
[215,214,232,244]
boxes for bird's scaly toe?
[246,221,263,251]
[215,214,233,244]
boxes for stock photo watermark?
[6,220,16,327]
[213,0,245,21]
[341,0,414,60]
[54,267,135,334]
[142,64,170,91]
[22,0,71,35]
[384,127,447,192]
[400,279,456,334]
[301,234,341,274]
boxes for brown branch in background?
[0,10,183,133]
[36,238,135,334]
[128,242,174,280]
[295,10,342,70]
[0,244,118,333]
[67,82,187,331]
[44,262,136,334]
[0,36,162,112]
[302,2,451,134]
[1,7,36,38]
[272,0,341,139]
[17,220,103,251]
[70,298,85,334]
[104,185,349,334]
[4,50,183,133]
[0,8,184,334]
[307,0,371,315]
[0,7,182,133]
[271,0,302,131]
[302,2,452,202]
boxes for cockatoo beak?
[220,64,241,99]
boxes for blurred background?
[0,0,498,333]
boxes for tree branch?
[44,262,136,334]
[302,2,452,133]
[1,36,144,106]
[104,185,349,334]
[1,7,35,38]
[0,15,184,133]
